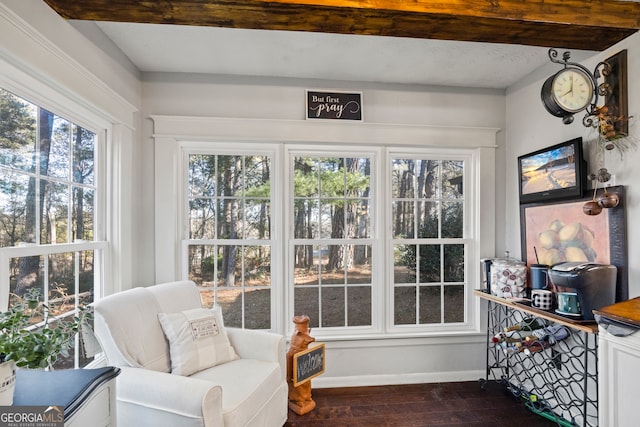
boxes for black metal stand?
[477,290,598,427]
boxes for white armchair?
[93,281,287,427]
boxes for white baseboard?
[311,369,487,389]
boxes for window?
[172,141,475,337]
[291,155,373,329]
[185,152,274,329]
[0,88,105,368]
[391,155,468,327]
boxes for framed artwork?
[520,185,627,302]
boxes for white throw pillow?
[158,306,239,376]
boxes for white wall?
[505,34,640,298]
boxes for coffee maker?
[548,262,617,320]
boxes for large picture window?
[0,88,105,368]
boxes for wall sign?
[306,90,362,121]
[293,343,325,386]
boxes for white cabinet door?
[598,326,640,427]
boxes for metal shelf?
[476,290,598,427]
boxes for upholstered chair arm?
[116,366,223,427]
[226,328,286,379]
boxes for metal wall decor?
[541,48,621,128]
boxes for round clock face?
[551,68,594,113]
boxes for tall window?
[291,155,373,329]
[391,156,467,326]
[186,153,273,329]
[0,88,104,368]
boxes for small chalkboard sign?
[293,343,325,387]
[306,90,362,121]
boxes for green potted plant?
[0,288,90,370]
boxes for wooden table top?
[593,297,640,328]
[474,289,598,334]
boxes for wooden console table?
[475,290,598,427]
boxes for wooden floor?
[284,381,558,427]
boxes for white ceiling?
[80,21,602,89]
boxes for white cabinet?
[598,326,640,427]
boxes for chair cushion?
[158,307,239,376]
[191,358,284,427]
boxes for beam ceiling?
[44,0,640,51]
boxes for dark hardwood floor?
[285,381,558,426]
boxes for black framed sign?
[293,343,325,386]
[306,90,362,121]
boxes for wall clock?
[541,67,595,123]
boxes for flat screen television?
[518,137,587,204]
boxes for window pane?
[47,115,70,180]
[72,187,94,241]
[391,159,415,199]
[293,200,319,239]
[245,245,271,287]
[216,245,242,286]
[189,154,216,197]
[444,285,465,323]
[245,289,270,329]
[347,245,371,284]
[188,244,217,285]
[218,288,242,328]
[41,181,69,244]
[350,199,370,239]
[392,201,414,238]
[321,244,344,285]
[219,198,241,239]
[293,157,319,197]
[394,244,416,284]
[417,201,438,238]
[10,255,44,304]
[0,90,37,173]
[347,287,371,326]
[419,244,441,283]
[419,286,441,324]
[321,287,345,327]
[293,244,315,284]
[295,287,319,328]
[442,201,463,238]
[394,287,416,325]
[245,199,270,239]
[442,160,463,199]
[72,124,94,185]
[0,172,30,246]
[189,198,215,239]
[319,201,334,238]
[444,244,465,282]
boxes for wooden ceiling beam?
[44,0,640,51]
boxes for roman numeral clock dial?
[541,67,594,124]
